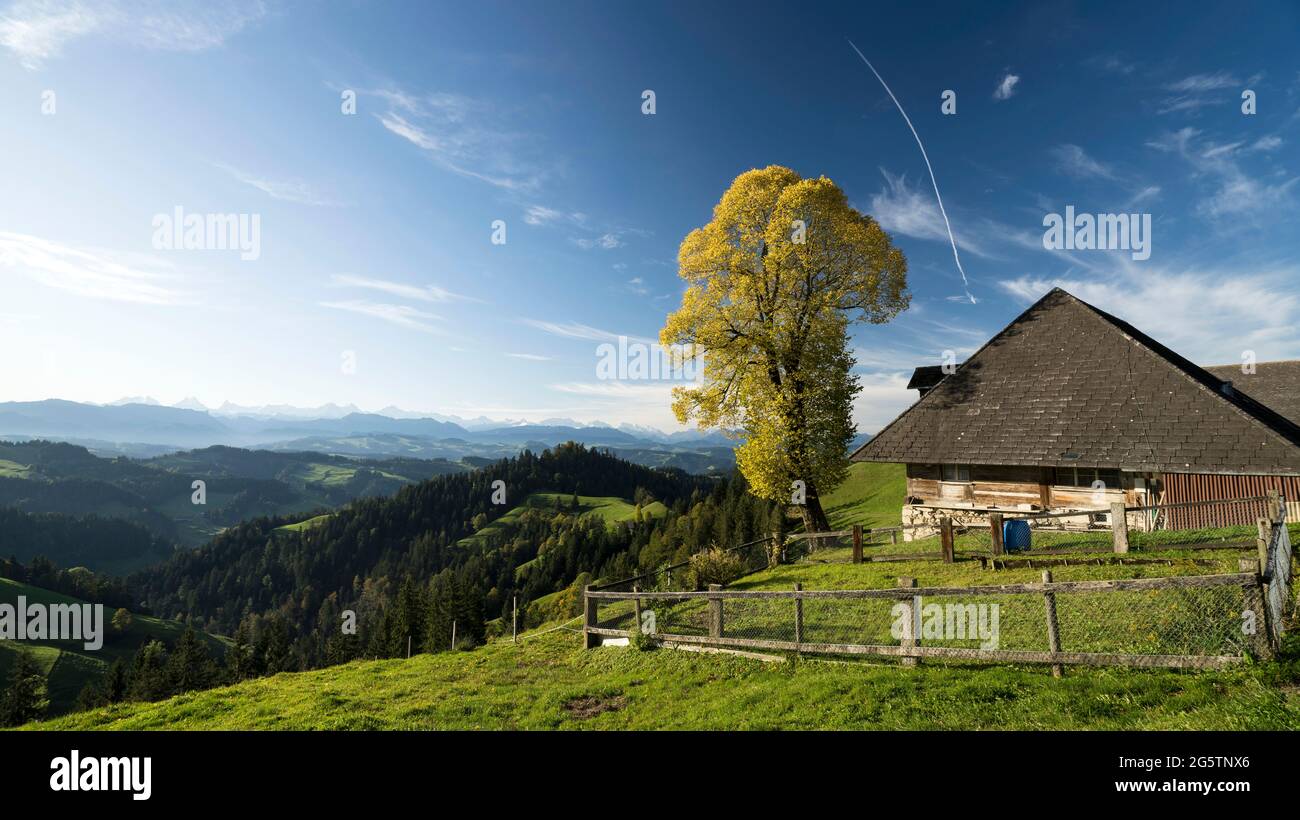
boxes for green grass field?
[25,625,1300,731]
[274,514,333,533]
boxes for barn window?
[1055,467,1122,490]
[941,464,971,482]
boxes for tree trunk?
[798,481,832,534]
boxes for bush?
[686,546,745,590]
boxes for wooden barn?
[852,288,1300,538]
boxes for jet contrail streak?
[847,39,976,304]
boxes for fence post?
[1041,570,1063,678]
[512,595,518,644]
[891,529,899,546]
[1268,488,1282,522]
[1256,517,1271,569]
[852,524,863,564]
[1111,502,1129,553]
[1238,558,1274,660]
[708,583,724,638]
[632,584,642,635]
[771,530,785,568]
[582,586,599,649]
[793,582,803,651]
[898,576,918,666]
[989,512,1004,557]
[940,517,955,563]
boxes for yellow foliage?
[660,166,909,509]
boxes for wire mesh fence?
[587,572,1269,668]
[783,494,1287,567]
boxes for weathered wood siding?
[905,464,1134,510]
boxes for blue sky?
[1,0,1298,432]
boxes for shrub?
[686,546,744,590]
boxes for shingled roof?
[1204,361,1300,428]
[852,288,1300,475]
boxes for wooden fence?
[584,568,1284,670]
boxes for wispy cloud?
[519,318,654,345]
[868,170,992,259]
[371,88,545,193]
[1084,54,1136,75]
[993,72,1020,100]
[319,300,443,332]
[0,0,265,70]
[1157,71,1254,115]
[625,276,648,296]
[1050,144,1115,180]
[506,352,551,361]
[217,164,341,207]
[1146,126,1298,221]
[571,232,624,250]
[0,231,187,305]
[330,273,480,303]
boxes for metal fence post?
[1041,570,1063,678]
[708,583,724,638]
[1111,502,1129,553]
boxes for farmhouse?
[852,288,1300,538]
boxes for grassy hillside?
[27,625,1299,731]
[457,492,667,551]
[0,577,227,716]
[821,461,906,529]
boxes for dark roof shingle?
[852,288,1300,475]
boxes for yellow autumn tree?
[660,166,909,532]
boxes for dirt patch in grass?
[562,694,626,719]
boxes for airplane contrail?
[847,39,977,305]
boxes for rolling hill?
[0,576,227,717]
[0,440,468,550]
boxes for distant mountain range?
[0,399,740,473]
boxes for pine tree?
[0,648,49,727]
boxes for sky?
[1,0,1298,433]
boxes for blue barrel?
[1002,519,1032,551]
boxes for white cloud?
[1167,72,1240,93]
[0,0,265,70]
[1050,144,1115,180]
[571,232,624,250]
[0,231,186,305]
[523,205,562,225]
[993,73,1020,100]
[506,352,551,361]
[372,89,544,193]
[1146,127,1297,222]
[852,371,916,435]
[1251,136,1283,152]
[998,268,1300,364]
[217,164,340,207]
[626,276,648,296]
[519,318,654,345]
[868,170,992,258]
[319,300,443,332]
[330,273,479,303]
